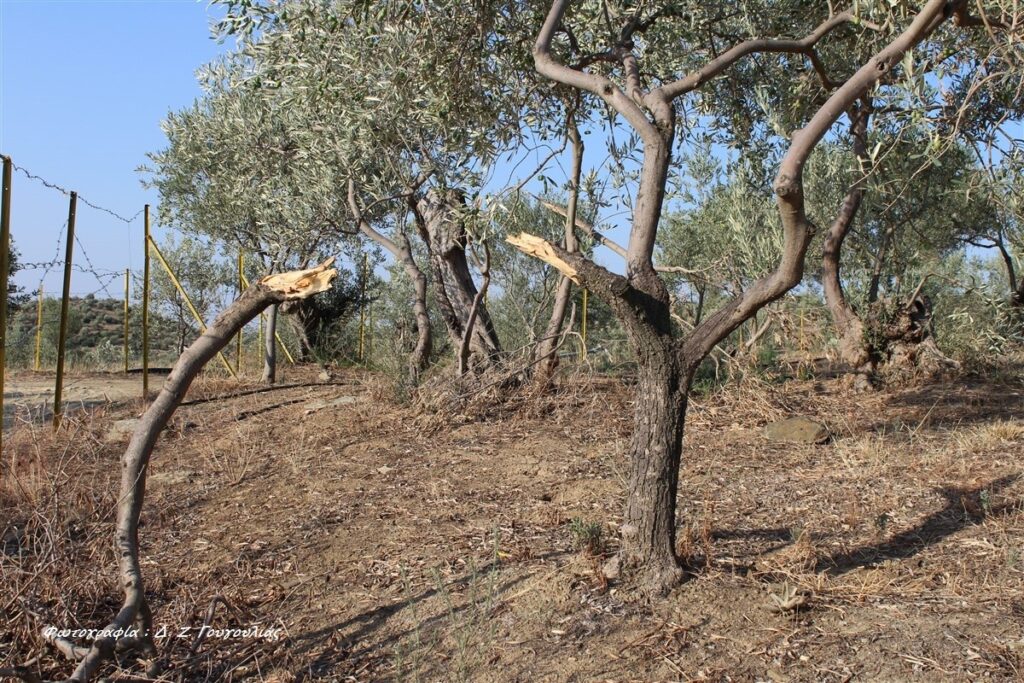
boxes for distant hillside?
[4,294,195,369]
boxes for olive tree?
[509,0,1020,592]
[212,0,553,377]
[147,62,352,382]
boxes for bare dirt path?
[1,371,170,428]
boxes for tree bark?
[536,114,583,383]
[619,345,689,591]
[348,180,433,382]
[60,261,337,683]
[415,190,501,368]
[822,102,873,376]
[262,303,278,385]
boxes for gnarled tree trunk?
[524,0,962,595]
[821,101,874,385]
[349,181,433,383]
[415,190,501,370]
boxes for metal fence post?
[358,253,367,362]
[236,252,243,374]
[123,268,130,373]
[142,205,150,399]
[53,192,77,429]
[34,284,43,371]
[0,156,12,455]
[581,288,589,353]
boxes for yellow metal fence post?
[148,236,237,378]
[123,268,130,373]
[34,284,43,371]
[367,304,373,364]
[581,288,589,358]
[358,253,367,362]
[236,252,243,374]
[0,155,12,457]
[53,192,77,430]
[142,205,150,400]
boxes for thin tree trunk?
[994,236,1021,307]
[536,114,583,383]
[402,233,433,381]
[458,243,491,376]
[348,180,433,382]
[867,223,894,304]
[59,261,337,683]
[262,303,277,384]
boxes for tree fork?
[529,0,972,595]
[51,259,337,683]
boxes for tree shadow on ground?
[869,379,1024,434]
[815,474,1021,576]
[265,550,568,681]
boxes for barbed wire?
[19,261,119,275]
[32,221,68,287]
[7,160,144,225]
[73,234,118,298]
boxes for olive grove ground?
[2,364,1024,681]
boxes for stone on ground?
[765,417,830,444]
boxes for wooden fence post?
[0,156,12,454]
[53,192,77,429]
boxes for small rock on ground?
[765,417,830,444]
[104,418,139,443]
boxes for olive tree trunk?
[349,181,432,382]
[821,101,874,383]
[414,190,501,369]
[523,0,961,595]
[262,303,278,384]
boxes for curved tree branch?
[62,260,338,683]
[658,10,861,99]
[682,0,957,365]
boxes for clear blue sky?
[0,0,228,298]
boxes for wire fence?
[0,153,299,444]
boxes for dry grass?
[3,367,1024,681]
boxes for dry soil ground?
[2,366,1024,682]
[2,371,168,428]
